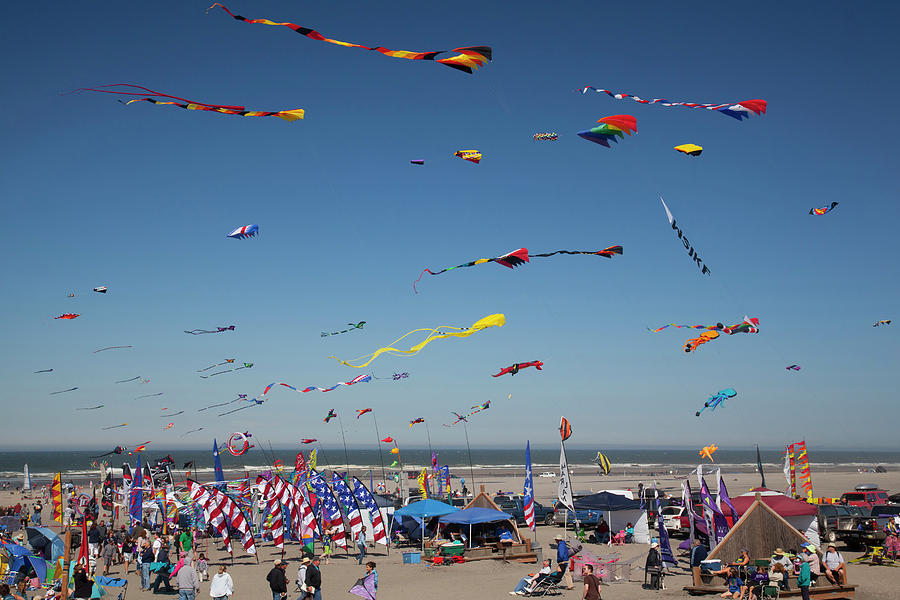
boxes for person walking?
[209,566,234,600]
[31,502,42,527]
[140,541,154,590]
[175,558,201,600]
[356,526,367,565]
[101,536,116,575]
[267,559,288,600]
[797,556,811,600]
[304,557,322,600]
[71,564,94,600]
[297,557,310,599]
[582,564,601,600]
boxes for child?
[196,553,209,581]
[322,529,333,565]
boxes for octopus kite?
[330,314,505,367]
[696,388,736,416]
[73,84,303,121]
[209,4,490,72]
[227,224,259,239]
[184,326,235,334]
[492,360,543,377]
[324,409,337,423]
[321,321,366,337]
[684,330,720,353]
[674,144,703,156]
[454,150,482,164]
[809,202,838,216]
[577,115,637,147]
[54,313,80,320]
[652,317,759,353]
[415,246,622,292]
[579,87,767,121]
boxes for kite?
[349,573,377,600]
[76,405,104,411]
[135,392,164,400]
[492,360,543,377]
[93,346,132,353]
[696,388,737,417]
[115,376,141,384]
[184,326,235,334]
[873,320,891,327]
[262,375,372,395]
[54,313,80,320]
[227,431,253,456]
[651,317,759,338]
[414,247,621,292]
[219,397,264,416]
[67,293,75,298]
[50,387,78,395]
[593,452,611,475]
[356,408,372,419]
[73,84,303,121]
[161,410,185,417]
[91,446,126,458]
[392,372,409,380]
[199,395,246,411]
[321,321,366,337]
[381,437,394,443]
[699,444,718,462]
[131,442,151,454]
[533,132,558,141]
[786,364,801,371]
[330,314,505,367]
[208,4,492,73]
[470,400,491,412]
[660,196,711,276]
[200,363,253,378]
[324,409,337,423]
[454,150,482,164]
[164,423,175,430]
[182,427,204,437]
[34,369,53,373]
[443,412,468,427]
[390,448,400,455]
[409,418,425,427]
[300,439,317,444]
[579,87,767,121]
[101,423,128,430]
[809,201,838,216]
[684,330,720,353]
[410,159,424,165]
[198,359,236,372]
[577,115,637,147]
[227,224,259,239]
[674,144,703,156]
[93,286,108,293]
[560,417,572,442]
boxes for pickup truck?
[835,505,896,549]
[817,504,857,544]
[493,496,555,526]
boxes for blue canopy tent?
[394,500,459,551]
[2,542,48,584]
[573,492,650,543]
[438,507,517,548]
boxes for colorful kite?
[76,405,104,411]
[93,286,108,293]
[198,395,244,411]
[809,202,838,216]
[262,375,372,395]
[54,313,80,320]
[208,4,492,73]
[219,397,264,416]
[184,326,235,334]
[660,196,710,276]
[164,423,175,430]
[470,400,491,412]
[651,317,759,338]
[410,159,425,165]
[198,359,236,372]
[579,87,767,121]
[101,423,128,430]
[93,346,132,353]
[330,314,505,367]
[392,372,409,380]
[684,330,720,353]
[34,369,53,373]
[409,418,425,427]
[50,387,78,395]
[454,150,482,163]
[414,247,621,292]
[577,115,637,147]
[227,224,259,239]
[533,132,558,141]
[593,452,611,475]
[227,431,253,456]
[443,412,469,427]
[696,388,737,417]
[91,446,126,458]
[560,416,572,442]
[674,144,703,156]
[73,84,303,121]
[492,360,543,377]
[131,442,151,454]
[786,364,801,371]
[321,321,366,337]
[699,444,719,462]
[200,362,253,379]
[873,320,891,327]
[67,293,75,298]
[161,410,185,417]
[324,409,337,423]
[356,408,372,419]
[381,437,394,443]
[299,439,317,444]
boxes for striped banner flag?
[332,473,363,539]
[51,473,62,523]
[523,441,535,531]
[352,477,387,545]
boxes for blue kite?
[696,388,736,417]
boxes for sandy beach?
[6,468,897,600]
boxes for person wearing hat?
[796,552,811,600]
[304,557,322,600]
[267,560,288,600]
[297,557,311,599]
[554,535,569,570]
[800,544,821,585]
[645,542,663,590]
[769,549,792,590]
[821,544,845,585]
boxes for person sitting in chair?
[522,566,565,595]
[718,568,745,599]
[509,559,551,595]
[594,518,610,544]
[624,523,634,543]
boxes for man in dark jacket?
[689,538,709,586]
[140,542,155,590]
[267,559,288,600]
[304,557,322,600]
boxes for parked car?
[493,496,554,526]
[660,504,685,536]
[547,492,603,527]
[839,484,890,510]
[539,472,556,478]
[817,504,856,544]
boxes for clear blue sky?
[1,1,897,452]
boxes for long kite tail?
[531,245,624,259]
[579,87,767,121]
[94,345,133,353]
[413,269,437,294]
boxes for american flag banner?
[332,472,363,539]
[208,485,256,554]
[187,480,232,553]
[309,470,347,547]
[277,475,318,542]
[523,441,536,531]
[269,475,300,540]
[352,477,387,545]
[256,475,284,550]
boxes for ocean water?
[4,448,899,483]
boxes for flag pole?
[462,420,476,490]
[370,412,388,489]
[336,413,352,479]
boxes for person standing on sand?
[176,558,201,600]
[31,502,41,526]
[582,564,601,600]
[304,557,322,600]
[209,565,234,600]
[797,556,811,600]
[267,559,288,600]
[356,526,367,565]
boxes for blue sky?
[1,1,897,452]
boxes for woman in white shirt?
[209,566,234,600]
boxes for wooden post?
[60,527,72,600]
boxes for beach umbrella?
[0,516,20,531]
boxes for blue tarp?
[25,527,64,562]
[2,542,47,583]
[572,492,641,511]
[438,507,513,525]
[394,499,458,519]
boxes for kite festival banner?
[558,444,573,511]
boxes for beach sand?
[8,469,898,600]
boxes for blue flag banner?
[213,438,225,487]
[523,441,536,531]
[129,455,143,525]
[655,495,677,565]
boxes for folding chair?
[760,584,779,599]
[610,531,626,546]
[523,572,564,596]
